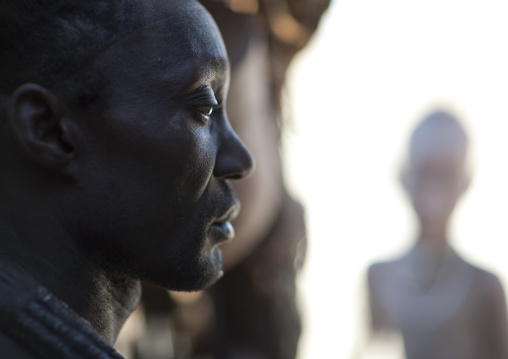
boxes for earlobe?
[8,83,74,169]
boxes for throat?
[411,240,450,292]
[68,270,142,344]
[0,207,142,344]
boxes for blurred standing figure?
[368,111,508,359]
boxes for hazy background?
[283,1,508,357]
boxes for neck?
[0,205,141,344]
[417,218,449,251]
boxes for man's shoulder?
[454,256,506,304]
[0,331,36,359]
[368,257,404,280]
[457,255,502,287]
[468,264,506,298]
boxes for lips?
[210,221,235,241]
[210,203,240,243]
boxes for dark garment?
[0,260,123,359]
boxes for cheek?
[411,188,457,219]
[77,119,218,234]
[122,119,216,199]
[123,126,217,221]
[179,128,216,201]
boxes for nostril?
[228,156,254,180]
[216,152,254,180]
[214,128,255,180]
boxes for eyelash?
[194,104,221,123]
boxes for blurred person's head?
[401,111,470,242]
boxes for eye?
[194,106,214,121]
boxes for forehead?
[409,125,468,170]
[145,0,226,59]
[100,0,228,91]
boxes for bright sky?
[284,1,508,358]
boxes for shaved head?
[0,0,229,123]
[0,0,212,110]
[409,110,469,168]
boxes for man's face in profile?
[64,1,252,291]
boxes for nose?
[213,121,254,180]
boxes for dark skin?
[0,0,252,356]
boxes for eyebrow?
[205,55,229,74]
[186,84,218,104]
[178,54,229,93]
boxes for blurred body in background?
[116,0,329,358]
[367,111,508,359]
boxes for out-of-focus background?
[285,0,508,358]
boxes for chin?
[188,247,225,291]
[149,247,225,292]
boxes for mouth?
[210,203,240,243]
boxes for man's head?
[0,0,253,291]
[401,110,470,238]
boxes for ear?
[8,83,74,169]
